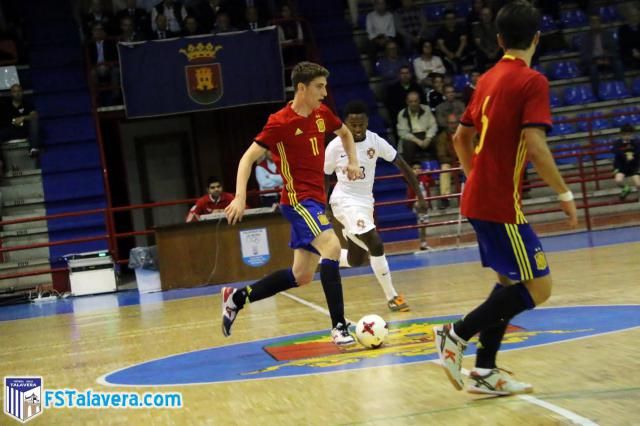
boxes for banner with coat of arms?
[118,28,285,118]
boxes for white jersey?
[324,130,397,208]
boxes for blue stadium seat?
[424,4,446,21]
[420,160,440,181]
[577,112,610,132]
[550,115,576,136]
[455,0,472,17]
[598,5,619,22]
[627,107,640,125]
[632,78,640,96]
[560,9,587,28]
[599,80,630,100]
[549,61,580,80]
[541,14,557,32]
[368,114,387,136]
[452,74,470,92]
[554,143,579,164]
[531,63,545,76]
[612,108,630,127]
[550,92,563,108]
[564,85,595,105]
[579,85,596,104]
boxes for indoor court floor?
[1,226,639,425]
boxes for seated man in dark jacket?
[0,83,39,157]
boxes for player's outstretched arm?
[225,142,267,225]
[335,124,361,180]
[394,154,428,213]
[453,124,476,176]
[524,127,578,228]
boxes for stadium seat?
[420,160,440,181]
[577,112,610,132]
[455,0,472,17]
[549,115,576,136]
[598,5,619,22]
[612,108,630,127]
[627,107,640,125]
[541,15,557,32]
[560,9,587,28]
[564,85,595,106]
[550,92,563,108]
[631,78,640,96]
[554,143,579,164]
[549,61,580,80]
[452,74,470,92]
[424,4,446,21]
[599,80,630,100]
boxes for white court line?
[281,291,599,426]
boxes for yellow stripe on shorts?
[505,224,533,281]
[294,203,322,236]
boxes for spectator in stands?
[413,40,446,87]
[118,16,144,42]
[83,0,115,37]
[436,10,472,74]
[393,0,428,53]
[435,113,460,209]
[242,6,266,31]
[115,0,150,37]
[408,161,432,250]
[366,0,396,67]
[151,0,187,33]
[612,124,640,201]
[462,69,481,104]
[276,3,303,45]
[579,14,624,99]
[87,22,119,99]
[195,0,230,32]
[182,15,201,35]
[435,84,465,128]
[212,12,236,34]
[376,40,409,84]
[385,66,425,138]
[0,83,39,158]
[397,91,438,163]
[473,6,500,71]
[228,0,273,28]
[151,14,178,39]
[255,151,283,207]
[427,73,445,113]
[186,176,235,222]
[466,0,484,31]
[618,7,640,70]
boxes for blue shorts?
[469,218,550,282]
[280,199,332,253]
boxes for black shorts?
[617,166,640,177]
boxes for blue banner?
[118,28,285,118]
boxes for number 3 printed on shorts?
[475,96,491,154]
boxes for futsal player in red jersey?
[222,62,361,345]
[433,1,578,395]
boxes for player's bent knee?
[293,271,314,286]
[525,275,552,306]
[347,251,368,267]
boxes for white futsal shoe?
[331,322,356,346]
[221,287,239,337]
[467,368,533,396]
[433,323,467,390]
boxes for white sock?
[370,254,397,300]
[472,367,493,375]
[338,249,350,268]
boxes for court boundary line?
[284,293,601,426]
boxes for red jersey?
[255,103,342,206]
[186,192,235,222]
[460,55,552,224]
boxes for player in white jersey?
[324,101,429,311]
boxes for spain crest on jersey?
[180,42,223,105]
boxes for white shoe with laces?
[331,322,356,346]
[467,367,533,396]
[433,323,467,390]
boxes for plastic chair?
[541,15,557,32]
[424,4,446,21]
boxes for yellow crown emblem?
[179,43,222,61]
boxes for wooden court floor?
[1,240,639,425]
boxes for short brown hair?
[291,61,329,91]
